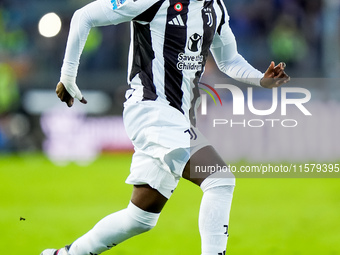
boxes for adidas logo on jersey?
[168,15,185,26]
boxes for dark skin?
[56,61,290,213]
[55,82,87,107]
[129,145,227,213]
[260,61,290,88]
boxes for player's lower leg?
[68,201,159,255]
[41,185,166,255]
[183,146,235,255]
[42,201,159,255]
[199,177,234,255]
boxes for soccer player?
[41,0,289,254]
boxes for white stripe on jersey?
[127,22,135,86]
[149,0,169,103]
[181,0,205,118]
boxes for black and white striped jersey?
[126,0,227,124]
[61,0,263,125]
[120,0,233,124]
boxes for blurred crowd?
[227,0,324,72]
[0,0,339,153]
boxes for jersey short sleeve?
[211,0,235,48]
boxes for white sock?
[68,202,159,255]
[199,184,234,255]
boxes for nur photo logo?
[199,83,312,128]
[198,82,223,115]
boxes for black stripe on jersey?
[129,1,165,101]
[163,0,189,114]
[190,0,217,126]
[216,0,225,35]
[133,0,165,23]
[200,0,217,61]
[129,22,157,101]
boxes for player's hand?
[56,82,87,107]
[56,74,87,107]
[260,61,290,89]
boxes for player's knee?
[200,171,235,193]
[126,202,160,234]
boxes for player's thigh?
[182,145,228,186]
[130,184,168,213]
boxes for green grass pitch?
[1,153,340,255]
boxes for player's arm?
[57,0,117,107]
[210,20,290,88]
[57,0,162,107]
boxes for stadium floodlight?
[38,12,62,38]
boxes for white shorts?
[123,90,209,199]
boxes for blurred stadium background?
[1,0,340,255]
[0,0,339,158]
